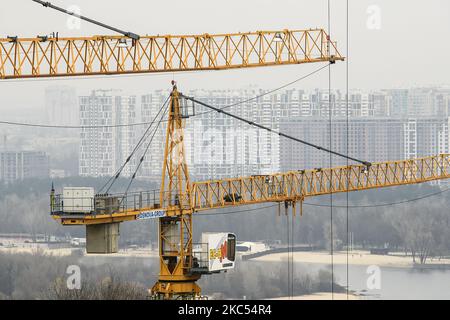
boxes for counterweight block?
[86,222,120,253]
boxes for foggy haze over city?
[2,0,450,111]
[1,85,449,184]
[2,0,450,304]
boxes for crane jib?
[0,29,343,79]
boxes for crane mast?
[48,86,450,299]
[153,84,199,299]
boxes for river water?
[79,254,450,299]
[299,262,450,300]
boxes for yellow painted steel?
[151,86,198,299]
[151,280,201,300]
[54,154,450,225]
[10,25,448,300]
[191,154,450,210]
[51,152,450,300]
[160,86,192,215]
[0,29,343,79]
[49,88,450,300]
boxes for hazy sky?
[1,0,450,110]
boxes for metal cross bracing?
[0,29,343,79]
[52,153,450,225]
[46,83,450,300]
[9,0,450,300]
[47,85,450,300]
[191,154,450,211]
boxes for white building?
[79,90,137,177]
[45,86,78,126]
[0,151,49,183]
[115,95,138,177]
[280,116,449,171]
[139,91,170,180]
[183,89,280,180]
[138,89,280,181]
[438,118,450,154]
[77,87,450,183]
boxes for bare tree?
[46,276,148,300]
[385,201,444,264]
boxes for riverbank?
[0,247,74,256]
[3,246,450,269]
[252,250,450,269]
[0,246,158,257]
[269,292,361,300]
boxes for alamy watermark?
[66,5,82,30]
[66,265,81,290]
[171,123,279,168]
[367,5,382,30]
[366,265,381,290]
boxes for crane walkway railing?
[51,189,162,216]
[51,154,450,220]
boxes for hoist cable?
[123,100,169,195]
[195,186,450,217]
[98,95,170,193]
[327,0,335,300]
[346,0,350,300]
[0,64,328,129]
[181,94,372,167]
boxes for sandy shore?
[3,247,450,269]
[252,250,450,268]
[87,249,158,258]
[0,247,74,256]
[269,292,360,300]
[0,247,158,257]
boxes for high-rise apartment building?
[79,90,137,177]
[45,86,78,125]
[139,89,280,181]
[0,151,50,183]
[279,117,405,171]
[115,95,138,177]
[77,87,450,183]
[139,91,170,180]
[386,89,408,116]
[385,87,450,117]
[279,117,449,171]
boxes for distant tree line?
[0,251,340,300]
[0,178,449,265]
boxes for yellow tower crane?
[2,1,449,299]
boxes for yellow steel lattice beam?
[54,154,450,225]
[191,154,450,211]
[0,29,343,79]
